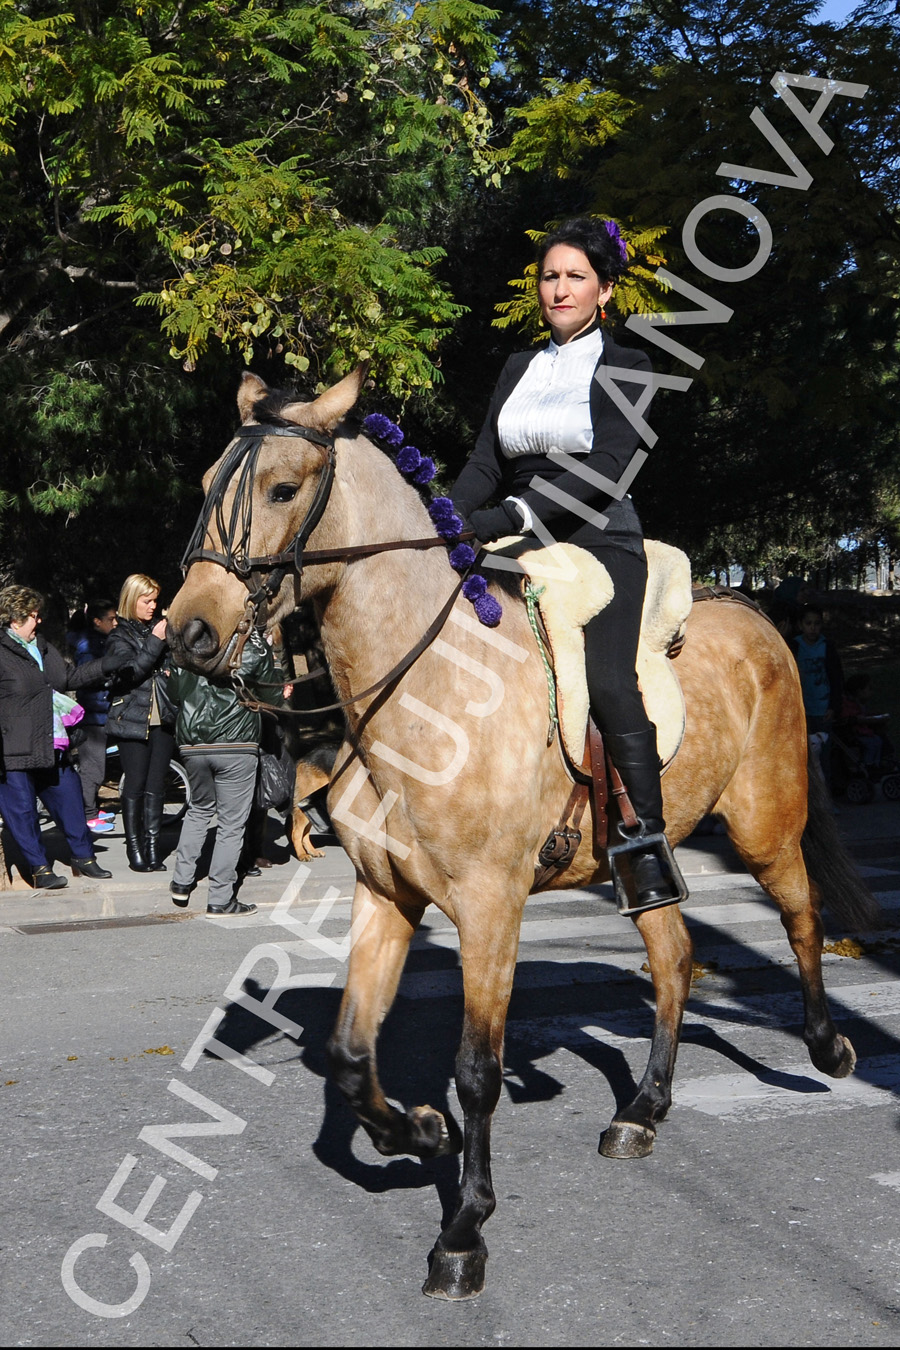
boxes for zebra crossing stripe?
[675,1054,900,1120]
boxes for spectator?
[0,585,112,889]
[841,672,890,768]
[793,604,844,789]
[71,598,118,834]
[167,629,291,916]
[102,574,174,873]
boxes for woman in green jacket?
[168,629,291,916]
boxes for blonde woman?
[103,573,174,872]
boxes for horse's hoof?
[599,1121,656,1159]
[409,1105,463,1158]
[422,1246,486,1300]
[818,1034,857,1080]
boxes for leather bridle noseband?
[180,421,476,711]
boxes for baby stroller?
[830,715,900,804]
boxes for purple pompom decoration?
[434,514,464,540]
[412,456,436,485]
[462,574,487,600]
[604,219,628,266]
[449,542,476,571]
[473,593,502,627]
[428,496,456,522]
[363,412,404,446]
[396,445,422,473]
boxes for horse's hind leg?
[600,902,694,1159]
[728,829,856,1079]
[327,880,462,1158]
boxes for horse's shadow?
[210,915,893,1218]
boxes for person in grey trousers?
[167,629,292,915]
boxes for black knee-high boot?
[604,728,685,911]
[143,792,167,871]
[122,797,151,873]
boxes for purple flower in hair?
[396,444,422,474]
[473,593,502,627]
[604,220,628,266]
[412,456,436,485]
[363,412,404,446]
[449,542,476,571]
[462,574,487,600]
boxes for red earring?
[600,308,607,321]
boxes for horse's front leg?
[327,881,462,1158]
[600,902,693,1159]
[423,905,521,1301]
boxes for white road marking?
[676,1055,900,1120]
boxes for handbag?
[255,726,295,810]
[154,668,178,731]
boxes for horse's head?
[167,365,365,676]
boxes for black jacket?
[0,630,105,773]
[451,330,651,556]
[103,617,170,743]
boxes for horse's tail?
[801,750,887,931]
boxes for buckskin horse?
[166,367,881,1301]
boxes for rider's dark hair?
[536,217,629,284]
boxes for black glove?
[467,504,520,543]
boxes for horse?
[167,366,881,1301]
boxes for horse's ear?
[282,363,368,434]
[237,371,271,423]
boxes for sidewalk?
[2,796,899,932]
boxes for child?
[841,672,889,768]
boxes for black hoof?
[422,1245,487,1300]
[810,1033,857,1080]
[599,1120,656,1159]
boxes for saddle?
[485,536,693,895]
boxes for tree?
[0,0,500,604]
[481,0,900,578]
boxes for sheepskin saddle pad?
[485,537,692,772]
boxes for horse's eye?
[270,484,299,503]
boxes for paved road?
[2,804,900,1346]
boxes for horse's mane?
[250,380,523,602]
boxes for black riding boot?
[122,797,151,873]
[143,792,168,871]
[604,728,686,913]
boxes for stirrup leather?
[607,827,689,917]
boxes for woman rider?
[449,216,683,913]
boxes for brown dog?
[289,741,338,860]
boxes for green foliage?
[486,0,900,578]
[2,0,501,392]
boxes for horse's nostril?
[182,617,219,657]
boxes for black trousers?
[582,546,653,737]
[117,727,176,800]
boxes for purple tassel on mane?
[396,445,422,473]
[429,496,456,522]
[366,412,503,627]
[412,456,436,485]
[473,593,502,627]
[362,412,404,446]
[449,542,476,571]
[462,575,487,600]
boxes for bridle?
[180,420,475,712]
